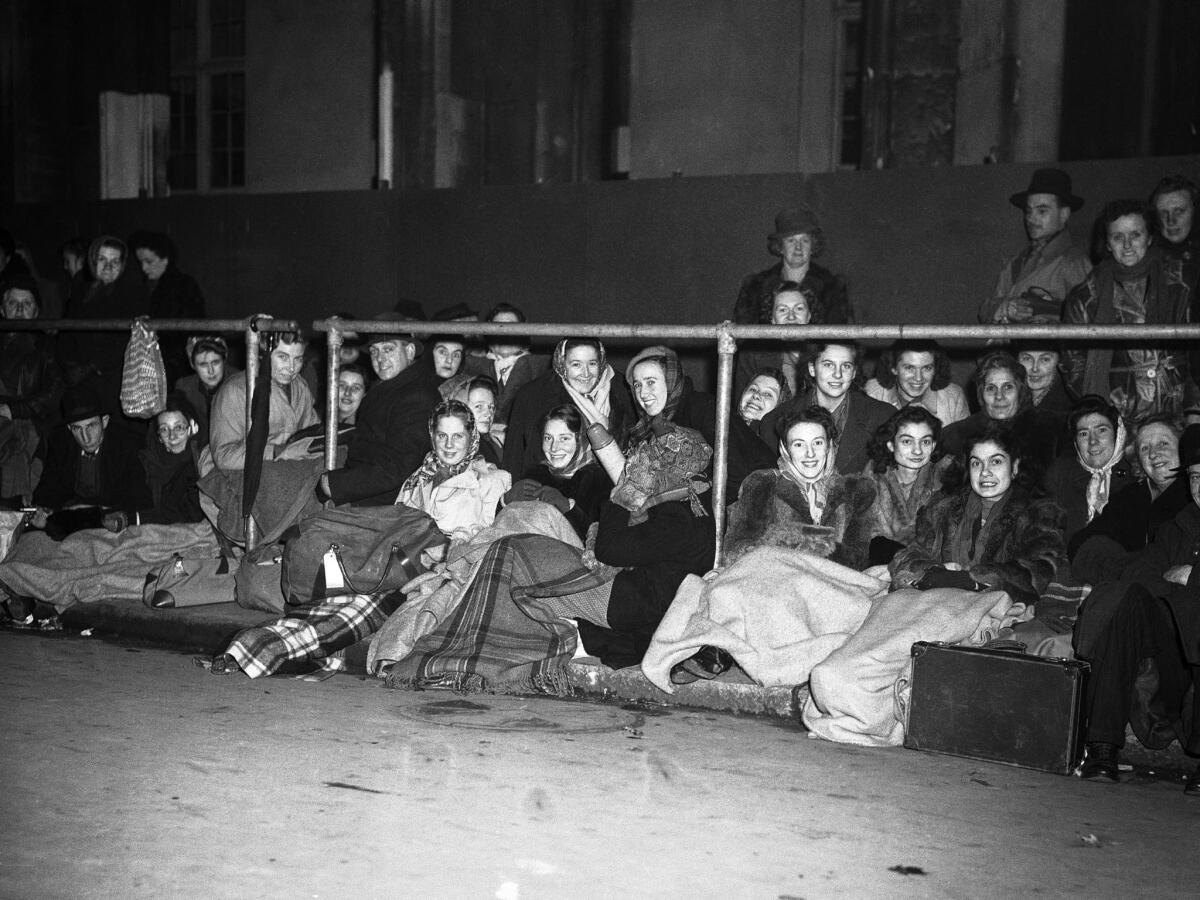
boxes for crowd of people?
[0,166,1198,792]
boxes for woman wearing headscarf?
[1042,394,1133,546]
[502,404,609,541]
[396,399,511,542]
[1064,199,1194,420]
[501,337,635,479]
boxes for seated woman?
[890,423,1065,608]
[859,406,948,565]
[502,337,635,478]
[429,333,467,399]
[100,394,206,532]
[863,340,969,426]
[1042,394,1133,547]
[1069,417,1192,583]
[453,375,503,467]
[733,281,815,400]
[212,399,511,679]
[174,335,238,448]
[724,406,877,569]
[395,399,511,542]
[736,367,790,442]
[502,404,609,541]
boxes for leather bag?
[142,553,237,609]
[281,504,447,607]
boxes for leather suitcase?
[903,642,1089,775]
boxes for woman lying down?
[640,418,1065,746]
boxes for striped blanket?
[386,533,613,695]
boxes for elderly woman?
[1064,199,1194,420]
[174,335,238,447]
[724,405,877,569]
[939,350,1059,469]
[1015,342,1073,422]
[502,404,609,541]
[864,340,969,426]
[1069,417,1192,583]
[859,406,948,565]
[60,235,148,398]
[734,281,817,399]
[502,337,635,479]
[395,399,511,542]
[890,424,1065,607]
[1043,395,1133,546]
[732,206,849,325]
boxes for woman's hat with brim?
[1009,168,1084,212]
[1173,424,1200,472]
[769,206,821,240]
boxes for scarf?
[546,434,595,478]
[398,405,482,497]
[625,345,686,447]
[1076,417,1128,522]
[777,446,833,524]
[488,348,528,386]
[553,339,615,429]
[138,439,197,509]
[949,490,1011,568]
[611,424,712,522]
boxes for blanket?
[197,458,324,545]
[0,522,220,611]
[385,533,611,695]
[802,586,1031,747]
[367,500,583,675]
[641,548,891,691]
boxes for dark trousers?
[1085,583,1200,753]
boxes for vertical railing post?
[711,320,736,569]
[243,317,261,550]
[324,319,343,476]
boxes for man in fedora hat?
[732,206,849,325]
[318,312,441,505]
[1079,424,1200,795]
[979,168,1091,324]
[30,383,150,534]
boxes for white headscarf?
[1077,416,1128,522]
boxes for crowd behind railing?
[0,165,1198,790]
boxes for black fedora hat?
[1009,168,1084,212]
[61,384,106,424]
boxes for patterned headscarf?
[625,345,687,447]
[611,424,712,520]
[399,399,482,495]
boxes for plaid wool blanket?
[225,589,405,678]
[386,533,613,695]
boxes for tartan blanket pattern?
[225,590,404,679]
[387,533,612,695]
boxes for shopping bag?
[120,318,168,418]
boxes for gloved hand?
[537,485,572,513]
[915,566,979,591]
[503,479,544,506]
[102,511,129,533]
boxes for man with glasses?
[29,384,149,536]
[318,313,441,506]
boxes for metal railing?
[6,315,1199,559]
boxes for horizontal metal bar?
[0,317,301,333]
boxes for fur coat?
[723,469,876,570]
[889,486,1065,607]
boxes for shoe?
[669,645,734,685]
[1080,742,1120,782]
[1185,765,1200,797]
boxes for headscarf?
[625,345,687,447]
[611,424,712,522]
[1076,416,1128,522]
[542,416,596,478]
[553,339,615,428]
[399,399,482,496]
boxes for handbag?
[120,318,168,419]
[142,553,237,609]
[281,504,447,607]
[234,541,287,614]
